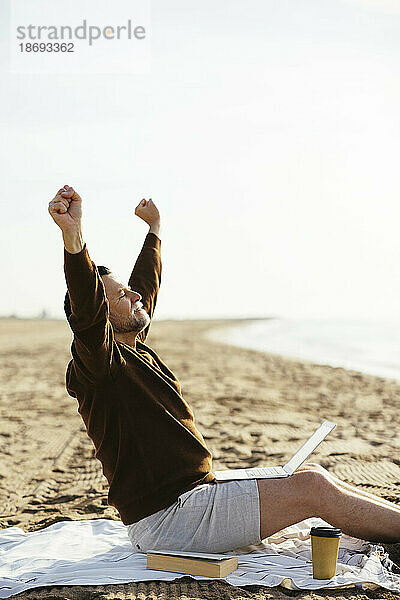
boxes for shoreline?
[206,317,400,384]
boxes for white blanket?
[0,517,399,598]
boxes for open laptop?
[214,420,336,481]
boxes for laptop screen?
[283,421,336,474]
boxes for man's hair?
[64,265,112,320]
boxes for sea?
[207,318,400,382]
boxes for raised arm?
[129,199,162,343]
[48,185,124,386]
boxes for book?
[146,549,238,578]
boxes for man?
[48,184,400,552]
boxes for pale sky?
[1,0,399,320]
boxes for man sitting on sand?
[48,184,400,552]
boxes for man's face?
[102,274,150,335]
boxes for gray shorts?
[126,479,261,553]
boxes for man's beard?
[109,308,151,334]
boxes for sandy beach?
[0,317,399,600]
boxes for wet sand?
[0,317,399,599]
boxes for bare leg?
[297,463,400,511]
[257,469,400,543]
[316,476,400,542]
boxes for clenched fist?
[48,185,82,231]
[135,198,160,226]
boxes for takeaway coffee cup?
[310,526,341,579]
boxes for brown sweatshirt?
[64,232,215,525]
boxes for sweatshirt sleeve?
[128,232,161,343]
[64,243,125,386]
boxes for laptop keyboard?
[245,466,284,477]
